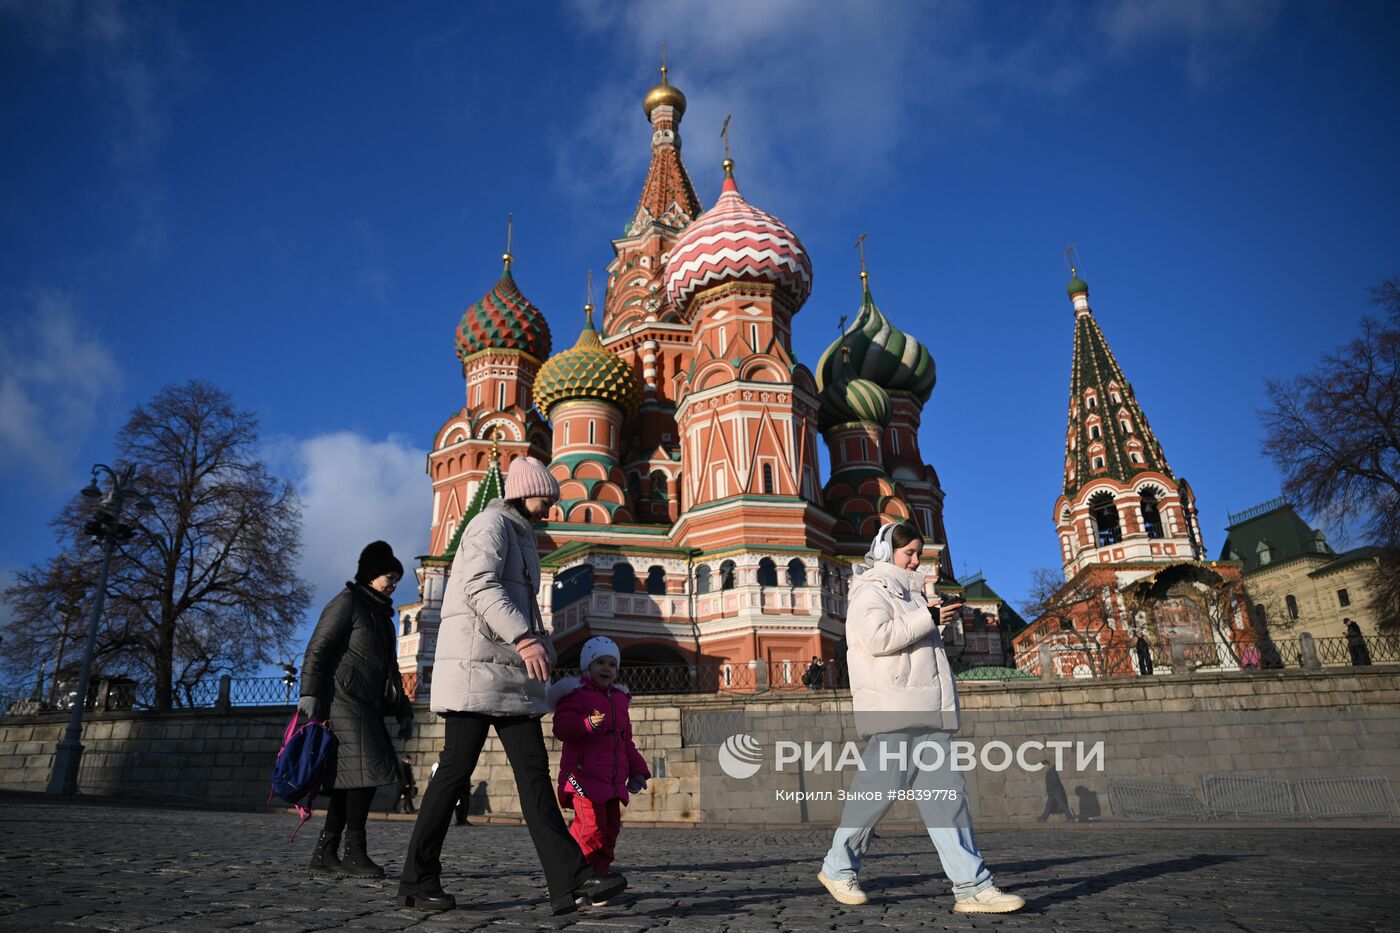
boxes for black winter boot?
[308,829,342,876]
[340,829,385,879]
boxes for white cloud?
[265,432,431,624]
[554,0,1282,220]
[1096,0,1281,88]
[0,291,122,489]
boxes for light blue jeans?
[821,730,994,900]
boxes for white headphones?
[868,522,899,563]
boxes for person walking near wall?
[817,522,1024,914]
[300,541,414,879]
[397,457,626,916]
[1346,619,1373,666]
[1135,633,1154,676]
[393,754,418,814]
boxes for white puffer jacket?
[845,561,959,737]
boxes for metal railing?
[1015,631,1400,679]
[1113,773,1399,821]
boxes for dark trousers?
[399,713,593,901]
[325,787,374,836]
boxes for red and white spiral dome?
[664,166,812,318]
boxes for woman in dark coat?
[299,541,414,878]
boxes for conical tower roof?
[1062,273,1173,495]
[443,437,506,560]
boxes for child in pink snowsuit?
[549,636,650,878]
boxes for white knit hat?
[580,636,620,672]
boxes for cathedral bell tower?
[1054,266,1204,576]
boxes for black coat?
[301,583,412,790]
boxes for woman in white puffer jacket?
[817,522,1024,915]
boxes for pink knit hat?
[505,456,560,501]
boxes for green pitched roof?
[1218,501,1333,574]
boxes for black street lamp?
[47,463,154,796]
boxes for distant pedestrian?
[549,636,651,898]
[1346,619,1372,666]
[299,541,414,879]
[393,754,417,814]
[397,457,625,915]
[1241,644,1261,670]
[802,656,825,691]
[1135,633,1153,676]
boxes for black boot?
[340,829,385,879]
[308,829,342,876]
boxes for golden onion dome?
[643,66,686,119]
[534,306,640,417]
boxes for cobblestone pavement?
[0,798,1394,932]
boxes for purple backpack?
[269,711,337,840]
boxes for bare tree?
[1261,277,1400,628]
[2,381,313,709]
[1021,568,1132,678]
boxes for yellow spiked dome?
[533,306,641,417]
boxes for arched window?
[1254,604,1268,627]
[1140,487,1164,539]
[582,509,592,524]
[497,383,506,412]
[762,463,775,495]
[402,615,414,637]
[1087,395,1097,409]
[646,566,666,595]
[1130,451,1143,464]
[1120,420,1132,433]
[719,560,737,590]
[650,470,668,501]
[757,557,778,587]
[551,564,593,610]
[612,562,636,594]
[695,565,712,595]
[785,559,807,587]
[1286,594,1299,620]
[1093,456,1105,469]
[1090,424,1101,440]
[1089,491,1122,546]
[588,421,596,445]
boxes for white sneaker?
[817,870,869,906]
[953,885,1025,913]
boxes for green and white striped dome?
[816,280,935,404]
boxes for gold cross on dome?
[1064,242,1080,277]
[720,114,731,160]
[855,232,869,279]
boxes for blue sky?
[2,0,1397,665]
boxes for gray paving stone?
[0,799,1395,931]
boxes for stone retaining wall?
[1,666,1396,825]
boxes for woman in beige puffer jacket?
[397,457,626,916]
[818,521,1024,915]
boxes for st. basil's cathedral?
[394,67,1014,692]
[394,67,1257,690]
